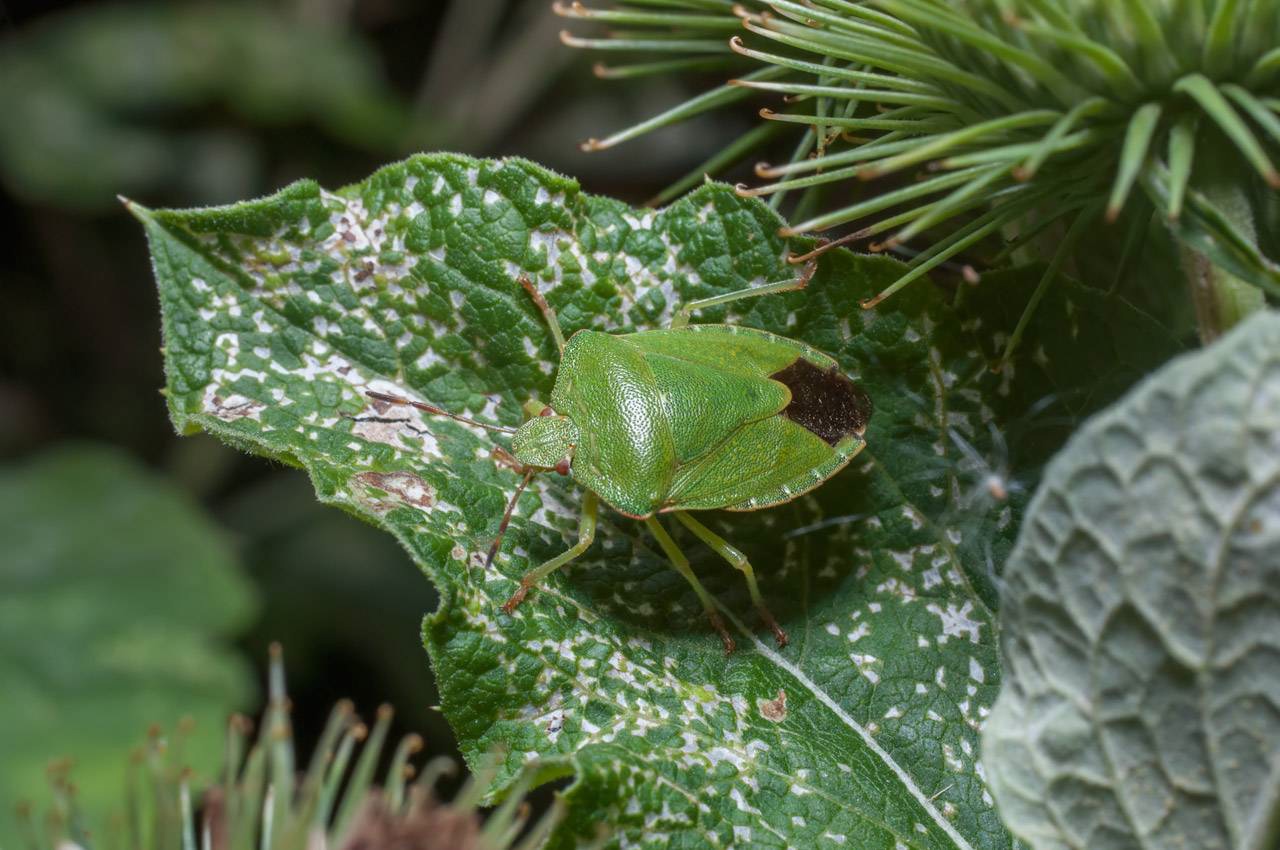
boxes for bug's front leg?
[674,512,789,648]
[501,492,599,614]
[644,517,736,654]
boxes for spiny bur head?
[10,649,574,850]
[561,0,1280,318]
[748,0,1280,279]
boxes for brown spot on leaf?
[758,689,787,722]
[208,394,265,421]
[352,471,436,512]
[351,416,423,447]
[769,359,872,445]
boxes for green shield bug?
[368,260,872,653]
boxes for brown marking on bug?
[769,359,872,445]
[758,689,787,722]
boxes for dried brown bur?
[341,790,484,850]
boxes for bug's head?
[512,414,578,474]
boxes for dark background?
[0,0,765,808]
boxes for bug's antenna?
[484,470,536,568]
[365,391,517,435]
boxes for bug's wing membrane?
[643,352,790,464]
[665,419,866,512]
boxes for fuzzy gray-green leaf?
[984,312,1280,849]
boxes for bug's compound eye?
[555,456,572,476]
[538,406,555,417]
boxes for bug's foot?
[758,607,789,648]
[501,584,530,614]
[707,611,736,655]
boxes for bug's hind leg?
[669,259,816,328]
[644,516,736,654]
[501,492,598,613]
[674,512,789,648]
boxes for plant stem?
[1184,154,1265,344]
[1184,249,1262,343]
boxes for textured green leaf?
[138,153,1181,848]
[984,312,1280,850]
[0,445,256,844]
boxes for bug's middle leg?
[674,512,789,648]
[501,492,598,614]
[643,516,736,654]
[669,259,815,328]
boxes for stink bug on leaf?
[368,260,872,653]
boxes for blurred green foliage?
[0,445,256,844]
[219,472,450,762]
[0,3,414,210]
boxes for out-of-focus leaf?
[137,152,1181,848]
[0,444,256,845]
[985,312,1280,850]
[219,472,448,750]
[0,3,411,209]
